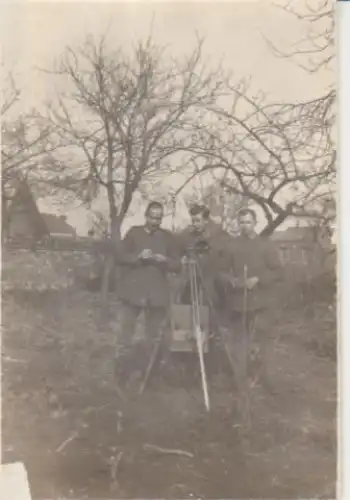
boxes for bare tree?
[183,81,335,236]
[89,211,110,240]
[180,0,335,236]
[1,71,58,237]
[264,0,334,73]
[41,34,225,298]
[181,171,250,235]
[1,71,20,116]
[254,0,335,234]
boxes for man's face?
[191,213,207,234]
[145,207,163,231]
[238,213,256,237]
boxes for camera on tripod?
[185,238,210,258]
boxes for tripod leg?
[138,310,169,395]
[138,338,161,395]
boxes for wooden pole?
[194,324,210,411]
[241,264,251,427]
[190,262,210,411]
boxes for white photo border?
[338,0,350,499]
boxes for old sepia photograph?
[1,0,337,498]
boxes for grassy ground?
[1,288,336,499]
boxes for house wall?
[275,242,319,265]
[274,241,335,283]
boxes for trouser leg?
[219,312,257,418]
[222,315,251,391]
[249,312,276,393]
[144,307,167,339]
[226,310,276,394]
[226,323,250,422]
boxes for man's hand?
[152,253,168,263]
[182,255,198,265]
[246,276,259,290]
[226,276,240,289]
[138,249,153,260]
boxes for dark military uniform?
[221,234,282,395]
[173,221,233,367]
[223,234,282,312]
[115,225,180,385]
[176,220,232,308]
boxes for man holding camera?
[176,204,231,309]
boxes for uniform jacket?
[176,221,233,306]
[223,234,282,312]
[115,225,180,308]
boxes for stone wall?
[2,239,335,296]
[2,247,98,291]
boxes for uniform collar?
[144,226,159,235]
[240,232,257,240]
[192,222,211,239]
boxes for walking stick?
[243,265,248,333]
[241,264,251,427]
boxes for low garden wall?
[1,247,97,291]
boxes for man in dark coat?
[176,204,232,308]
[115,201,180,389]
[174,204,233,364]
[221,208,282,400]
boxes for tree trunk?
[259,211,289,237]
[1,193,11,242]
[99,172,135,308]
[100,212,122,306]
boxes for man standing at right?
[222,208,282,406]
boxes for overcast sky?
[1,0,333,235]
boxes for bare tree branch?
[187,80,335,235]
[262,0,334,73]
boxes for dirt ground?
[1,289,337,499]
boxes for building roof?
[4,178,77,239]
[41,213,76,237]
[3,177,21,201]
[5,179,49,237]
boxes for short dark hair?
[189,204,210,220]
[145,201,164,215]
[237,208,257,222]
